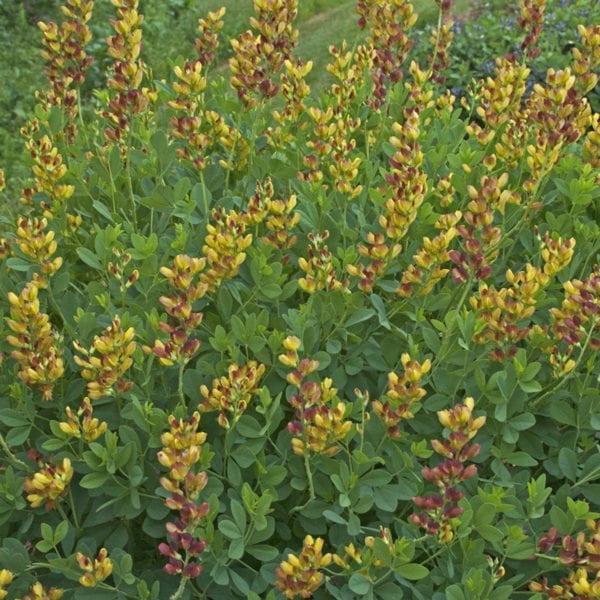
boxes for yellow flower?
[23,458,73,509]
[76,548,113,587]
[275,535,332,599]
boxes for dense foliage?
[0,0,599,598]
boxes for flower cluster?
[229,0,298,108]
[145,254,205,367]
[465,56,530,163]
[572,24,600,97]
[411,397,485,543]
[356,0,417,108]
[23,457,73,509]
[268,58,312,146]
[0,570,12,600]
[333,526,401,572]
[14,217,63,286]
[279,336,352,457]
[298,43,370,197]
[397,208,461,297]
[348,98,427,292]
[323,43,368,198]
[530,520,600,598]
[372,353,431,438]
[76,548,113,587]
[517,0,546,60]
[427,3,454,85]
[449,174,518,283]
[21,582,64,600]
[247,178,300,253]
[275,535,332,599]
[22,131,75,217]
[545,265,600,376]
[194,7,226,67]
[103,0,155,144]
[201,207,254,291]
[168,10,247,172]
[470,264,544,361]
[37,0,94,140]
[6,281,64,401]
[523,67,594,194]
[157,412,209,579]
[199,361,266,429]
[73,316,136,400]
[299,231,348,294]
[59,397,107,442]
[107,247,139,294]
[469,230,576,362]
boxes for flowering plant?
[0,0,599,598]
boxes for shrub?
[0,0,599,598]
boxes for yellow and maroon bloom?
[37,0,94,141]
[298,231,348,294]
[530,519,600,597]
[6,281,64,401]
[73,316,136,400]
[76,548,113,587]
[356,0,417,108]
[411,398,485,543]
[280,345,353,457]
[199,361,266,429]
[20,582,64,600]
[157,412,209,580]
[275,535,332,599]
[22,132,75,218]
[59,397,107,441]
[23,457,73,509]
[372,354,431,438]
[15,216,63,284]
[229,0,298,109]
[102,0,156,144]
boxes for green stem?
[0,432,31,471]
[170,575,189,600]
[68,488,81,531]
[177,360,186,410]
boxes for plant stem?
[0,432,31,471]
[170,576,189,600]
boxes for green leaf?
[54,520,69,544]
[219,519,242,540]
[345,308,375,327]
[6,425,31,446]
[349,573,372,594]
[370,294,390,330]
[0,409,29,427]
[478,524,504,542]
[5,257,32,272]
[230,568,250,595]
[395,563,429,580]
[227,537,245,560]
[79,472,110,489]
[558,447,578,481]
[230,499,247,535]
[76,247,102,270]
[474,503,497,527]
[323,510,346,525]
[246,544,278,561]
[510,413,536,431]
[505,452,538,467]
